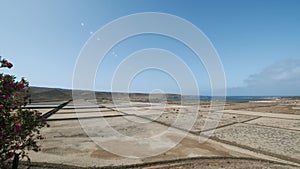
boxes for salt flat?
[25,99,300,168]
[222,109,300,120]
[245,117,300,131]
[209,123,300,163]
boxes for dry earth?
[16,97,300,168]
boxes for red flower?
[9,82,14,87]
[6,152,14,160]
[2,94,10,99]
[4,74,11,79]
[42,117,47,121]
[7,62,13,68]
[14,123,22,132]
[1,59,13,68]
[1,59,7,64]
[18,83,25,91]
[0,104,3,109]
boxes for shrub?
[0,56,47,168]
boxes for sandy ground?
[17,98,300,168]
[16,158,299,169]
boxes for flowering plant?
[0,57,47,168]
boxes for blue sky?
[0,0,299,96]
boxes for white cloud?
[229,59,300,96]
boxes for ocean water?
[166,96,280,102]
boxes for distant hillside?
[29,86,181,103]
[29,87,72,102]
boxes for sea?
[166,96,281,102]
